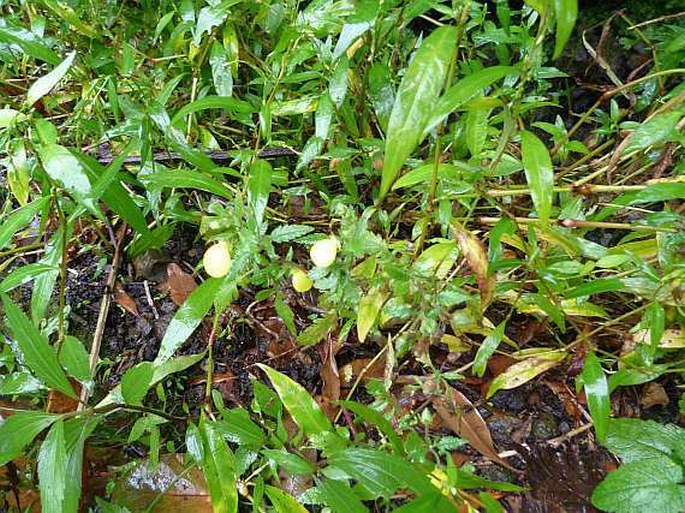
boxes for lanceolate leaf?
[0,410,59,465]
[453,221,495,308]
[247,159,272,229]
[553,0,578,59]
[154,278,222,364]
[357,287,387,343]
[520,130,554,227]
[256,364,333,438]
[487,351,566,398]
[317,479,369,513]
[200,417,238,513]
[264,486,309,513]
[26,51,76,106]
[38,420,67,513]
[2,294,76,399]
[0,197,49,250]
[580,352,610,444]
[142,169,234,200]
[380,26,457,198]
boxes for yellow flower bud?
[203,241,232,278]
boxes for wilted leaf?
[453,221,494,308]
[159,264,197,307]
[113,282,140,316]
[357,287,387,343]
[487,351,566,398]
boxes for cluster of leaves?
[0,0,684,511]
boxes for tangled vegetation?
[1,0,684,511]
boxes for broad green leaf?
[367,62,394,131]
[357,287,387,343]
[604,418,684,463]
[2,294,76,398]
[0,25,60,64]
[392,163,462,191]
[392,492,447,513]
[264,485,308,513]
[217,408,266,447]
[425,66,517,136]
[580,352,610,443]
[256,364,333,438]
[170,96,253,127]
[326,448,436,497]
[317,479,369,513]
[520,130,554,226]
[0,410,59,465]
[465,107,491,157]
[0,197,48,249]
[380,26,457,198]
[592,455,685,513]
[338,400,405,456]
[622,112,683,155]
[38,420,67,513]
[154,278,221,364]
[38,144,95,211]
[59,335,91,383]
[6,139,31,205]
[262,449,316,475]
[487,351,565,398]
[142,169,234,200]
[0,108,27,128]
[31,232,61,324]
[474,322,506,377]
[200,417,238,513]
[61,417,98,513]
[121,362,154,406]
[26,51,76,106]
[553,0,578,59]
[248,159,272,228]
[0,263,57,292]
[564,278,624,299]
[210,42,233,97]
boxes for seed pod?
[203,241,232,278]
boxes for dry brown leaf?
[640,382,669,409]
[453,221,494,308]
[432,384,514,470]
[159,263,197,306]
[114,282,139,317]
[340,357,385,386]
[319,337,341,405]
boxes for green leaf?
[121,362,154,406]
[142,169,234,200]
[154,278,222,364]
[392,163,463,191]
[425,66,517,136]
[262,449,316,475]
[357,287,387,343]
[38,420,67,513]
[0,25,60,64]
[297,312,338,347]
[622,112,683,155]
[474,322,506,377]
[217,408,266,447]
[210,43,233,97]
[580,352,610,443]
[2,294,76,399]
[326,448,436,498]
[465,107,491,157]
[520,130,554,226]
[0,197,49,250]
[0,410,59,465]
[392,492,448,513]
[264,485,308,513]
[39,0,97,38]
[200,417,238,513]
[256,364,333,438]
[248,159,272,229]
[0,263,57,292]
[367,62,394,132]
[591,455,685,513]
[270,224,314,243]
[317,478,369,513]
[170,95,253,127]
[61,417,97,513]
[553,0,578,59]
[564,278,624,299]
[603,418,684,463]
[380,26,457,198]
[59,336,91,383]
[487,351,565,398]
[38,144,95,211]
[338,400,405,456]
[26,51,76,106]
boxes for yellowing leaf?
[486,351,566,398]
[453,221,494,309]
[357,287,388,343]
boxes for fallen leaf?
[340,358,385,386]
[640,382,669,409]
[487,351,566,399]
[159,263,197,306]
[453,221,494,309]
[431,383,514,470]
[114,282,139,317]
[46,384,80,414]
[319,337,340,406]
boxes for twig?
[78,228,125,411]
